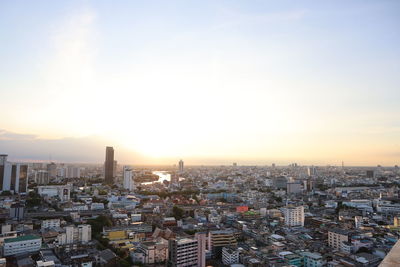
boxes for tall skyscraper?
[0,154,28,194]
[104,147,114,184]
[178,159,184,173]
[113,160,117,177]
[123,166,134,191]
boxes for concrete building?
[300,252,324,267]
[222,247,239,265]
[379,239,400,266]
[133,240,168,264]
[9,204,24,220]
[179,160,184,173]
[36,170,50,185]
[57,225,91,245]
[41,219,61,229]
[273,176,287,189]
[307,166,317,176]
[46,162,57,178]
[123,166,134,191]
[328,229,349,250]
[67,166,80,178]
[36,261,55,267]
[104,147,114,184]
[3,235,42,256]
[283,206,304,227]
[196,232,206,267]
[169,237,199,267]
[37,185,71,201]
[366,170,375,178]
[209,230,237,257]
[0,154,28,193]
[287,182,302,194]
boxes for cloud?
[0,129,146,164]
[0,129,37,141]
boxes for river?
[140,171,171,185]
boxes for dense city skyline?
[1,0,399,165]
[1,1,400,266]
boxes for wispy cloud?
[0,129,146,164]
[0,129,37,141]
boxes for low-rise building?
[222,247,239,265]
[3,235,42,256]
[41,219,61,229]
[300,251,324,267]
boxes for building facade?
[178,160,184,173]
[57,225,92,245]
[104,147,114,184]
[169,238,199,267]
[222,247,239,265]
[3,235,42,256]
[0,155,28,194]
[283,206,305,227]
[328,229,349,250]
[123,166,134,191]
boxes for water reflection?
[140,171,171,185]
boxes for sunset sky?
[0,0,399,166]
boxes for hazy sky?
[0,0,399,165]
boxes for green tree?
[0,191,12,196]
[172,206,184,220]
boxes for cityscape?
[1,0,400,267]
[0,148,400,266]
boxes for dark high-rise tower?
[178,159,184,173]
[104,146,114,184]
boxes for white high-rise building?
[123,166,134,191]
[36,170,50,185]
[0,154,28,193]
[67,166,80,178]
[178,160,184,173]
[78,224,91,243]
[57,224,91,245]
[283,205,304,227]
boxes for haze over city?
[1,0,399,166]
[3,1,400,267]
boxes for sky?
[0,0,399,166]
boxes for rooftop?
[4,235,41,243]
[329,228,350,235]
